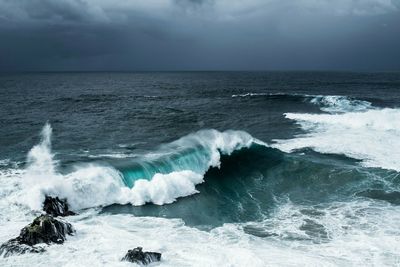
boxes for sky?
[0,0,399,71]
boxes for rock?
[18,215,75,246]
[0,215,74,257]
[1,196,76,258]
[18,214,75,245]
[0,239,45,257]
[43,196,76,217]
[122,247,161,265]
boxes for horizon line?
[1,69,399,74]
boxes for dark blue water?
[1,72,399,160]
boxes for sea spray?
[26,123,56,179]
[22,123,59,210]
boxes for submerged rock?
[0,215,74,257]
[122,247,161,265]
[43,196,76,217]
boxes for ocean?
[1,71,400,266]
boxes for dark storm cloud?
[0,0,399,71]
[174,0,213,6]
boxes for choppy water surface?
[1,72,400,266]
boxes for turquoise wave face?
[115,129,255,188]
[119,146,211,188]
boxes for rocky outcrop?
[122,247,161,265]
[0,239,45,257]
[18,215,74,245]
[1,196,165,263]
[43,196,76,217]
[0,215,74,257]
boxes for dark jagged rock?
[43,196,76,217]
[18,214,75,245]
[1,196,76,258]
[122,247,161,265]
[0,239,45,257]
[0,215,74,257]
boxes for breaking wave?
[20,124,263,210]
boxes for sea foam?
[274,108,400,171]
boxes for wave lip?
[121,129,257,185]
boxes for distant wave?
[309,95,371,113]
[232,93,273,98]
[232,92,372,113]
[232,92,303,100]
[273,108,400,171]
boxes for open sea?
[1,71,400,266]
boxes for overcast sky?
[0,0,399,71]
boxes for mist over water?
[1,72,400,266]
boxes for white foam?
[3,199,400,266]
[21,161,205,211]
[127,171,203,205]
[0,212,338,267]
[274,108,400,171]
[242,199,400,266]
